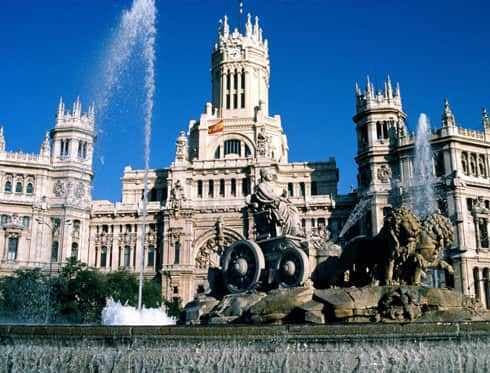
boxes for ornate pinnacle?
[57,97,65,118]
[355,82,361,96]
[246,13,252,36]
[483,107,489,127]
[442,98,456,127]
[386,75,393,99]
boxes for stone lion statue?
[339,207,454,287]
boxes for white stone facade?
[1,14,489,308]
[0,98,94,275]
[353,79,490,308]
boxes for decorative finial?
[482,107,489,127]
[355,81,361,96]
[386,75,393,99]
[442,98,456,127]
[366,75,372,97]
[223,15,230,36]
[253,16,259,38]
[57,97,64,117]
[246,13,252,36]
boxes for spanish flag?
[208,119,224,134]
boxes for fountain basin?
[1,323,490,371]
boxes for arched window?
[147,246,155,267]
[71,242,79,259]
[214,146,221,159]
[4,181,11,193]
[245,144,251,157]
[470,153,477,176]
[26,183,34,194]
[462,152,469,176]
[15,182,23,193]
[479,155,487,178]
[224,139,241,156]
[100,246,107,268]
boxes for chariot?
[220,236,310,294]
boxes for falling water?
[410,113,436,217]
[339,197,372,238]
[95,0,163,322]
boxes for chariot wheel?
[221,240,265,293]
[276,247,309,288]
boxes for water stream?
[410,113,436,217]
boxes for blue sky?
[0,0,489,201]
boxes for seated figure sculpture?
[248,168,304,238]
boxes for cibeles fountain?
[2,0,490,371]
[181,166,487,325]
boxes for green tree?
[55,259,107,323]
[0,268,51,323]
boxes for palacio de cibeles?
[1,1,490,371]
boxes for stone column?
[479,268,486,304]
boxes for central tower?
[211,14,270,118]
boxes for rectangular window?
[219,179,225,197]
[197,180,203,198]
[224,140,241,156]
[147,246,155,267]
[299,182,305,197]
[233,94,238,109]
[241,93,245,108]
[100,247,107,268]
[174,242,180,264]
[479,218,489,248]
[383,121,389,139]
[7,237,18,261]
[124,246,131,267]
[288,183,294,197]
[208,180,214,198]
[226,94,230,109]
[51,241,59,261]
[231,179,236,197]
[242,178,250,196]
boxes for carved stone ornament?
[53,180,66,197]
[377,165,392,183]
[256,127,271,157]
[74,182,85,199]
[168,180,185,210]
